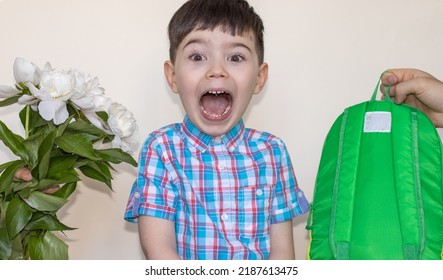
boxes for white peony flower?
[82,95,113,134]
[1,57,47,98]
[69,69,105,110]
[92,94,112,112]
[13,57,51,85]
[0,85,21,98]
[26,70,75,125]
[107,102,138,153]
[2,57,139,152]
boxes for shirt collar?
[181,116,245,153]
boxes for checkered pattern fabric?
[124,116,309,259]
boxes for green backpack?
[306,79,443,260]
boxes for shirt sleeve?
[270,141,310,224]
[124,135,177,223]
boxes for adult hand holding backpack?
[381,69,443,128]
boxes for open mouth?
[200,90,232,120]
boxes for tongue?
[201,94,229,116]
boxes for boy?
[124,0,309,260]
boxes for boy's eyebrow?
[228,42,252,54]
[182,38,205,49]
[183,39,253,53]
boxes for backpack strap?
[330,80,425,259]
[371,76,424,258]
[391,106,425,259]
[329,105,363,260]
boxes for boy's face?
[164,27,268,136]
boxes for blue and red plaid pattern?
[124,116,309,260]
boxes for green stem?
[25,105,30,138]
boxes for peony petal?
[93,95,112,111]
[72,96,95,110]
[53,101,70,125]
[18,94,39,105]
[13,57,38,84]
[38,99,69,125]
[0,85,21,98]
[112,135,134,153]
[27,82,45,99]
[83,110,112,134]
[37,100,55,122]
[43,62,52,71]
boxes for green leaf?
[45,155,78,178]
[79,165,112,190]
[92,161,113,180]
[46,169,80,183]
[0,160,16,173]
[12,180,37,193]
[66,120,108,138]
[73,158,89,169]
[0,120,29,163]
[0,227,12,260]
[36,172,80,190]
[54,133,101,161]
[25,212,76,231]
[56,115,74,137]
[35,179,63,191]
[0,201,8,226]
[95,111,109,122]
[96,148,137,167]
[28,231,68,260]
[0,96,19,107]
[52,182,77,199]
[34,130,57,180]
[101,134,114,144]
[10,233,26,260]
[19,106,47,132]
[21,191,68,212]
[5,197,33,239]
[22,130,46,169]
[0,160,26,194]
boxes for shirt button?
[297,191,304,198]
[214,136,222,143]
[221,214,229,221]
[256,189,263,196]
[218,163,226,171]
[134,192,140,199]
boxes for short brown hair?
[167,0,265,64]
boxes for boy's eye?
[228,54,245,62]
[190,53,206,61]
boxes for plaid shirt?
[124,116,309,260]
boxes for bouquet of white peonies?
[0,57,139,259]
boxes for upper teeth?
[208,90,225,95]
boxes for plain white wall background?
[1,0,443,260]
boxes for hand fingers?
[14,168,33,181]
[42,185,61,194]
[381,68,435,86]
[380,70,398,86]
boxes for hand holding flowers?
[0,57,139,259]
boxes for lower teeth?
[201,105,231,118]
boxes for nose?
[206,61,228,79]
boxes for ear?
[164,60,178,93]
[254,63,268,94]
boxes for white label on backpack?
[363,112,391,133]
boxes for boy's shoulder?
[142,122,182,147]
[148,122,180,137]
[244,127,287,148]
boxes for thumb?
[381,71,398,86]
[14,168,33,181]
